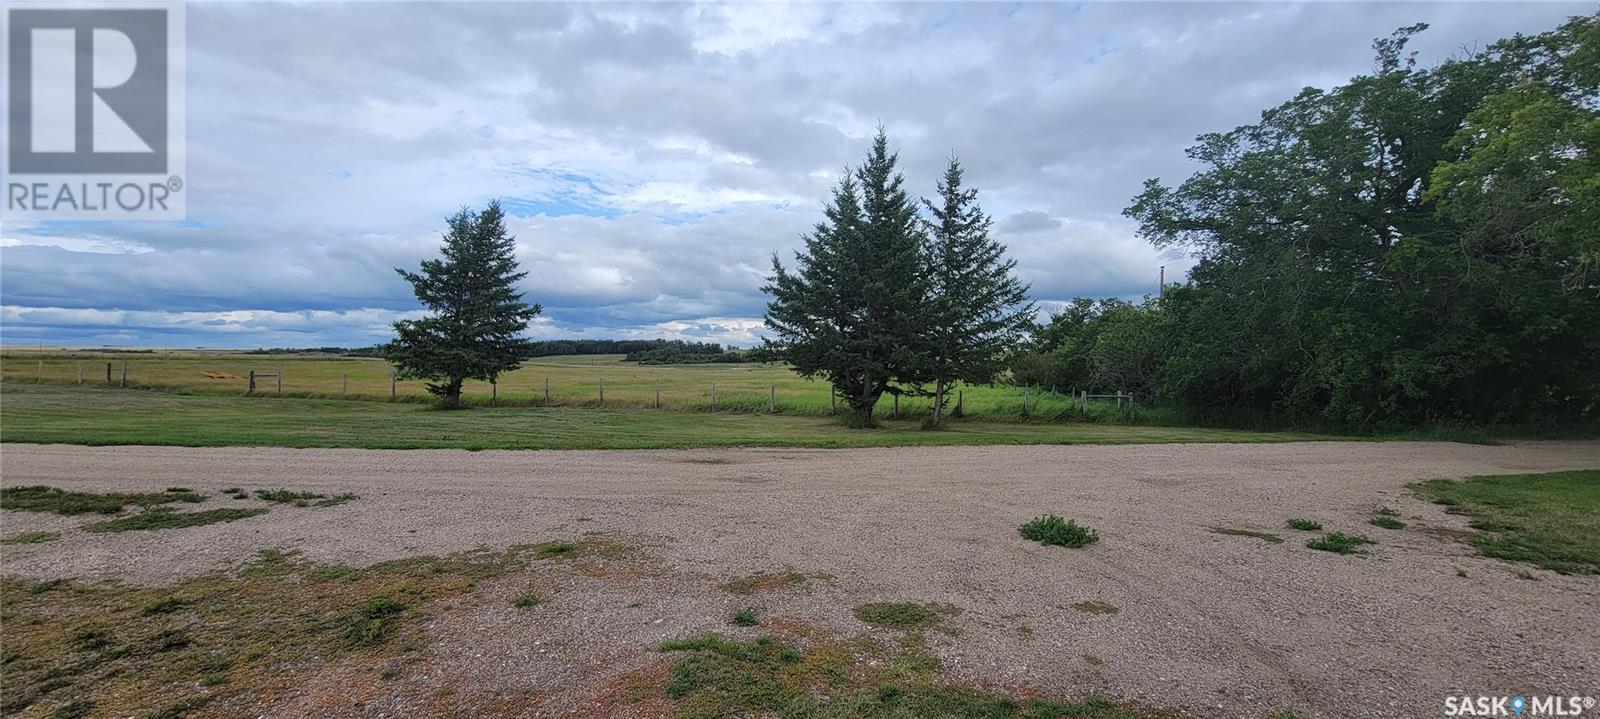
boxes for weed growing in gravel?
[1305,532,1376,555]
[1018,515,1099,548]
[1070,601,1120,615]
[1415,470,1600,574]
[340,597,406,647]
[1,530,60,544]
[252,489,356,507]
[0,485,205,515]
[1375,506,1400,517]
[1368,516,1407,530]
[720,571,808,595]
[651,632,1156,718]
[1285,518,1321,531]
[1456,568,1469,577]
[82,506,268,533]
[731,608,759,626]
[853,602,960,629]
[512,591,539,608]
[1210,527,1283,543]
[0,544,536,717]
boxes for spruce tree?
[921,158,1033,427]
[763,129,930,426]
[388,200,541,408]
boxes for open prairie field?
[0,351,1118,420]
[0,384,1307,450]
[3,441,1598,719]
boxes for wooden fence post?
[768,384,775,413]
[248,370,256,394]
[655,379,661,409]
[121,361,128,387]
[37,358,43,379]
[544,378,550,401]
[830,393,837,415]
[390,368,397,400]
[598,377,604,404]
[892,394,899,418]
[276,370,282,395]
[341,375,347,397]
[956,390,963,416]
[491,378,497,406]
[106,362,112,385]
[77,362,84,384]
[1080,390,1088,413]
[1023,388,1030,415]
[711,383,717,407]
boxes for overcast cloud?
[0,1,1588,348]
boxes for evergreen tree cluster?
[763,130,1033,427]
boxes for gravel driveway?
[3,440,1598,718]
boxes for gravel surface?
[3,440,1598,718]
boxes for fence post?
[892,394,899,418]
[106,362,112,385]
[121,361,128,387]
[77,362,83,384]
[390,368,397,400]
[955,390,963,416]
[37,358,43,379]
[598,377,604,404]
[711,383,717,407]
[1080,390,1088,413]
[342,375,347,397]
[1023,388,1031,415]
[655,379,661,409]
[830,393,837,415]
[768,384,775,413]
[248,370,256,394]
[491,378,497,406]
[276,370,282,395]
[544,378,550,402]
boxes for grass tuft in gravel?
[652,632,1157,718]
[1285,518,1321,531]
[0,485,204,515]
[1305,532,1376,555]
[339,597,405,648]
[252,489,356,508]
[730,608,759,626]
[1018,515,1099,548]
[1,530,60,545]
[1210,527,1283,543]
[512,591,539,608]
[1414,470,1600,575]
[1368,516,1407,530]
[140,596,188,616]
[1070,601,1120,615]
[81,506,268,533]
[854,602,960,629]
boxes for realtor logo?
[2,1,185,220]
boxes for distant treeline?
[522,339,744,362]
[244,346,386,357]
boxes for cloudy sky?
[0,1,1588,348]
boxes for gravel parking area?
[3,440,1598,718]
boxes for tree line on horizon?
[384,12,1596,427]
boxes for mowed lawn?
[0,352,1133,420]
[0,384,1323,450]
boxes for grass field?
[1415,470,1600,574]
[0,384,1321,450]
[0,351,1143,421]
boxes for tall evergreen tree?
[921,158,1034,427]
[763,129,929,426]
[388,200,541,408]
